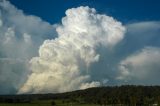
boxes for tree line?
[0,85,160,106]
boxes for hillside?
[0,85,160,106]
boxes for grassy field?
[0,103,98,106]
[0,100,98,106]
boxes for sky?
[0,0,160,94]
[9,0,160,24]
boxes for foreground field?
[0,103,98,106]
[0,104,98,106]
[0,100,98,106]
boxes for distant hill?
[1,85,160,105]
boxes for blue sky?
[0,0,160,94]
[9,0,160,24]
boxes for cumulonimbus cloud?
[1,0,160,94]
[18,6,125,94]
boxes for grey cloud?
[89,21,160,86]
[117,21,160,57]
[0,58,29,94]
[117,47,160,85]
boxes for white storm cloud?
[0,0,160,94]
[18,6,125,94]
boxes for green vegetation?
[0,85,160,106]
[0,100,98,106]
